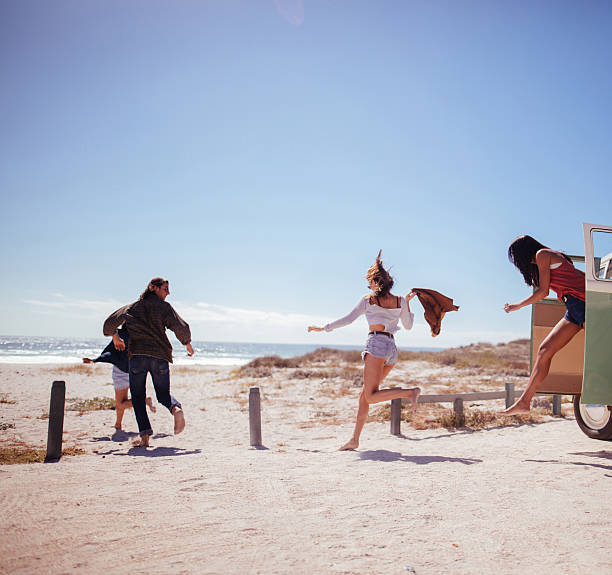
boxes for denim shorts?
[112,365,130,390]
[562,294,585,327]
[362,332,398,365]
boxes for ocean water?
[0,336,356,366]
[0,336,440,366]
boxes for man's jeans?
[129,355,181,436]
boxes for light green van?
[530,222,612,440]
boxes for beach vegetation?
[397,339,529,376]
[44,364,96,375]
[67,396,116,413]
[369,401,550,430]
[0,445,86,465]
[436,408,547,429]
[0,394,17,404]
[294,348,363,365]
[172,365,207,374]
[235,340,529,379]
[38,396,115,419]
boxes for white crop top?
[324,295,414,334]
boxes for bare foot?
[146,397,157,413]
[500,401,531,415]
[132,434,150,447]
[173,407,185,434]
[339,438,359,451]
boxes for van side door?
[581,222,612,404]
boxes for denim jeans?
[129,355,181,436]
[562,294,585,327]
[361,332,398,365]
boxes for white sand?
[1,362,611,575]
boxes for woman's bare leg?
[114,389,156,430]
[114,389,130,430]
[340,355,420,450]
[501,318,582,415]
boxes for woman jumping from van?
[308,251,420,451]
[502,235,585,415]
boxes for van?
[530,223,612,439]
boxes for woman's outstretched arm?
[308,297,366,333]
[400,291,416,330]
[505,250,553,313]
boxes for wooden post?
[552,394,562,416]
[45,380,65,462]
[453,397,465,427]
[249,387,262,447]
[505,382,515,409]
[390,398,401,435]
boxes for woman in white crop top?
[308,251,421,451]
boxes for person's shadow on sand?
[359,450,482,465]
[527,450,612,473]
[124,446,202,458]
[93,445,201,458]
[91,431,171,443]
[111,429,139,442]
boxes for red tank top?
[548,259,585,302]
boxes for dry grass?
[235,340,529,380]
[0,394,17,405]
[234,349,364,377]
[233,363,363,395]
[295,366,362,385]
[294,348,363,365]
[43,364,94,375]
[38,396,116,419]
[232,340,535,432]
[439,408,548,429]
[0,445,87,465]
[321,380,355,399]
[398,339,529,377]
[369,402,550,430]
[310,410,346,427]
[171,365,208,374]
[67,396,115,413]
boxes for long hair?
[508,236,571,287]
[139,277,168,300]
[366,250,394,298]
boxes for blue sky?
[1,0,610,348]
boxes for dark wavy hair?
[139,277,168,300]
[508,236,571,287]
[366,250,394,298]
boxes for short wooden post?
[45,380,66,462]
[390,398,401,435]
[505,382,515,409]
[249,387,262,447]
[552,394,562,416]
[453,397,465,427]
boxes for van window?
[593,230,612,280]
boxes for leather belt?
[369,331,393,338]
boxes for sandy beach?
[1,348,611,575]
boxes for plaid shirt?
[103,295,191,364]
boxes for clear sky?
[1,0,611,348]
